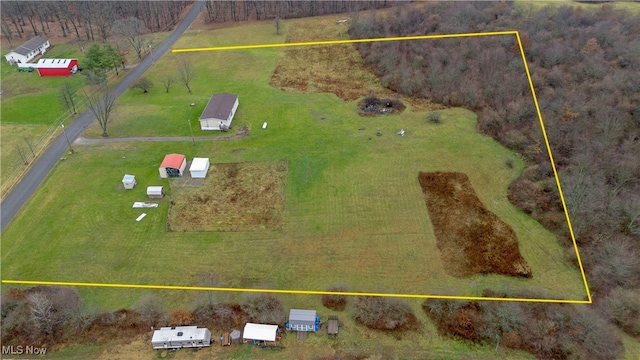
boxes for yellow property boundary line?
[2,31,592,304]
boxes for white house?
[189,158,210,178]
[151,326,212,350]
[4,36,50,65]
[199,93,239,131]
[242,323,279,344]
[122,174,136,189]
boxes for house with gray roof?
[4,36,50,65]
[199,93,239,131]
[286,309,320,332]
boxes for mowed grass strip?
[168,160,287,232]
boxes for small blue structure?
[286,309,320,332]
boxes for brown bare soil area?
[167,160,287,232]
[418,172,532,278]
[269,17,442,113]
[269,19,379,101]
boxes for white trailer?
[151,326,212,350]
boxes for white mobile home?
[189,158,210,178]
[151,326,212,350]
[199,93,239,131]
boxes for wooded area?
[0,1,191,44]
[201,0,390,23]
[349,1,640,354]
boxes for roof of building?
[122,174,135,182]
[289,309,317,323]
[160,154,186,169]
[147,185,163,192]
[151,326,210,343]
[11,36,49,56]
[189,157,209,171]
[200,93,238,121]
[243,323,278,342]
[35,58,77,68]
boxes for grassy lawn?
[1,44,86,193]
[2,19,586,311]
[2,12,621,360]
[0,33,168,197]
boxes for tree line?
[0,1,190,44]
[348,1,640,351]
[201,0,391,23]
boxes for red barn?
[35,58,79,77]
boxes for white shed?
[122,174,136,190]
[151,326,212,350]
[242,323,279,344]
[147,186,164,199]
[199,93,239,131]
[189,158,210,178]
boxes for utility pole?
[61,122,75,154]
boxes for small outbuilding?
[189,157,210,178]
[151,326,212,350]
[147,186,164,199]
[159,153,187,178]
[122,174,136,189]
[242,323,279,344]
[220,333,231,346]
[199,93,239,131]
[287,309,320,332]
[34,58,79,77]
[327,316,339,337]
[4,36,50,65]
[230,329,242,344]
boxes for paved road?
[0,1,205,232]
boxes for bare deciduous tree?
[132,294,166,327]
[160,75,175,93]
[274,16,281,35]
[59,80,78,115]
[177,58,195,93]
[85,83,116,137]
[111,17,148,60]
[28,292,54,338]
[15,144,28,165]
[131,77,153,93]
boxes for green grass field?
[2,19,587,312]
[3,10,639,360]
[0,34,166,197]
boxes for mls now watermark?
[2,345,47,355]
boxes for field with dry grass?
[168,161,287,232]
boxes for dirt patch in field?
[269,18,384,101]
[167,160,287,232]
[418,171,532,278]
